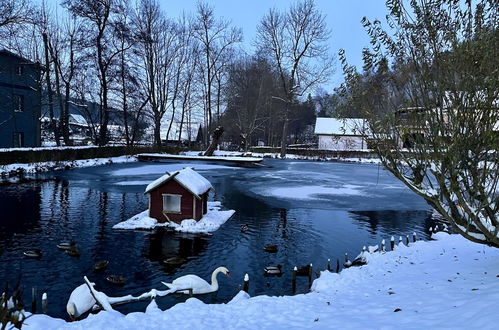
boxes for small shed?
[144,168,212,224]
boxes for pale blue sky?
[160,0,389,90]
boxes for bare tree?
[0,0,31,30]
[351,0,499,246]
[256,0,333,157]
[222,56,274,150]
[134,0,178,147]
[192,2,242,143]
[39,3,60,145]
[63,0,124,146]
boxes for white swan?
[162,266,230,295]
[66,283,96,320]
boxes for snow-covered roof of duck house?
[145,168,213,224]
[145,167,212,198]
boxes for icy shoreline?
[113,201,235,233]
[183,150,381,164]
[0,155,137,177]
[22,232,499,329]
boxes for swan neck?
[210,268,222,290]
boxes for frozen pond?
[0,159,440,319]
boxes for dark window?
[13,94,23,112]
[16,66,23,75]
[13,132,24,147]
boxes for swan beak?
[226,272,231,279]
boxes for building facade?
[314,117,369,151]
[0,50,42,148]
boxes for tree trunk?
[204,126,224,156]
[280,112,289,158]
[42,33,60,146]
[154,115,162,148]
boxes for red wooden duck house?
[144,167,212,224]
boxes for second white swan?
[162,266,230,295]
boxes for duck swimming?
[263,245,278,253]
[93,260,109,272]
[23,249,42,258]
[264,265,282,276]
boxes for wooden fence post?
[42,293,48,314]
[292,267,297,293]
[243,274,249,293]
[381,239,386,252]
[308,264,313,287]
[327,259,331,272]
[399,236,403,245]
[336,258,340,273]
[31,287,37,314]
[406,235,410,246]
[390,236,395,250]
[413,232,417,242]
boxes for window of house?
[13,94,23,112]
[163,194,181,213]
[13,132,24,147]
[16,66,23,75]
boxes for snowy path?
[23,232,499,329]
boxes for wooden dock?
[137,153,264,164]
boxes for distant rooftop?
[314,117,368,136]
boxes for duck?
[263,245,278,253]
[264,265,282,276]
[162,266,230,295]
[93,260,109,272]
[106,275,126,286]
[23,249,42,258]
[57,242,76,250]
[240,224,249,233]
[163,256,186,266]
[66,246,81,258]
[66,283,97,320]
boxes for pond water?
[0,159,441,319]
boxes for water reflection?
[146,229,208,274]
[0,183,41,243]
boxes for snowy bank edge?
[0,155,138,176]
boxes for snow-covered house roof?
[144,167,212,198]
[314,118,369,136]
[69,114,89,127]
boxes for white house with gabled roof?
[314,117,369,150]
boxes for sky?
[160,0,389,91]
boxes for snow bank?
[112,210,164,230]
[113,202,235,233]
[0,155,137,176]
[23,232,499,329]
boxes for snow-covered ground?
[113,201,235,233]
[22,232,499,329]
[0,155,137,177]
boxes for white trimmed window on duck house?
[163,194,181,213]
